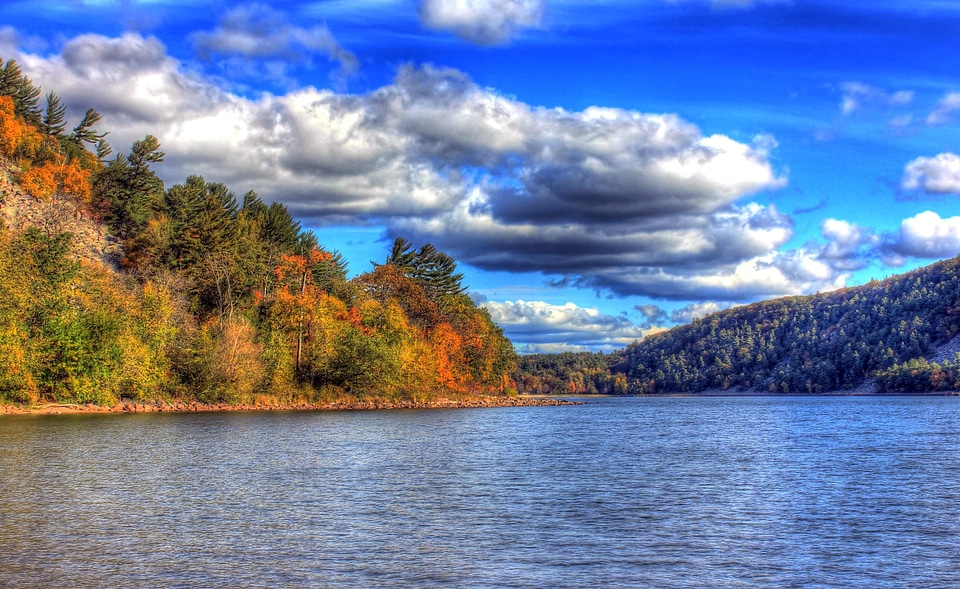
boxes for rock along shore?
[0,396,581,415]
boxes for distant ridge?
[610,256,960,394]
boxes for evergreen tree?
[41,92,67,137]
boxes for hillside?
[0,57,518,408]
[610,257,960,394]
[515,351,625,395]
[0,159,121,265]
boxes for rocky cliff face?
[0,161,122,266]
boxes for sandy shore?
[0,396,581,415]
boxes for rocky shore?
[0,396,581,415]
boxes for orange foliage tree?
[0,95,24,157]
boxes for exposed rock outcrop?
[0,161,122,266]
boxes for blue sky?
[2,0,960,353]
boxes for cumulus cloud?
[191,4,358,84]
[13,32,814,301]
[902,153,960,194]
[482,299,653,351]
[419,0,544,45]
[839,81,914,116]
[818,218,878,271]
[927,92,960,125]
[888,211,960,260]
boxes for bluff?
[0,159,122,265]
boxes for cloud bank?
[483,299,653,352]
[8,30,909,307]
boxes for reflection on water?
[2,396,960,588]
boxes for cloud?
[14,32,826,302]
[793,198,828,215]
[191,4,358,84]
[669,301,735,323]
[818,218,878,271]
[419,0,544,45]
[888,211,960,260]
[839,81,914,116]
[635,304,668,328]
[482,299,653,351]
[664,0,788,9]
[902,153,960,194]
[393,200,830,301]
[927,92,960,125]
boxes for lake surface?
[2,396,960,588]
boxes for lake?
[2,396,960,588]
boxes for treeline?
[612,257,960,394]
[0,58,516,406]
[874,355,960,393]
[515,352,626,395]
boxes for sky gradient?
[2,0,959,352]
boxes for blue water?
[2,396,960,588]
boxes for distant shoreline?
[0,396,581,416]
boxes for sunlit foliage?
[0,60,519,406]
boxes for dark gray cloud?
[635,304,668,328]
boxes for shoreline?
[0,396,582,416]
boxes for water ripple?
[2,397,960,587]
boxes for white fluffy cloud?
[818,218,878,271]
[902,153,960,194]
[483,299,653,351]
[891,211,960,259]
[419,0,544,45]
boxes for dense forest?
[515,352,625,395]
[0,58,517,407]
[610,258,960,394]
[511,259,960,395]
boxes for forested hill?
[612,256,960,394]
[0,57,517,407]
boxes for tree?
[0,59,41,125]
[94,135,165,239]
[70,108,107,146]
[40,92,67,137]
[381,237,466,301]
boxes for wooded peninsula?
[0,58,526,410]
